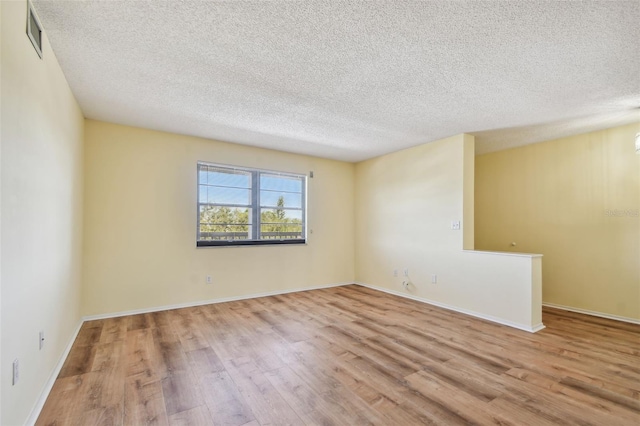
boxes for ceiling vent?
[27,1,43,58]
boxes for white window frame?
[197,162,307,247]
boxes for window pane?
[199,205,251,240]
[260,190,303,208]
[207,186,250,206]
[198,184,208,203]
[260,208,302,223]
[260,174,302,192]
[199,225,250,241]
[260,208,303,239]
[199,205,252,224]
[198,169,208,185]
[207,169,251,188]
[260,222,303,239]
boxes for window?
[197,162,306,246]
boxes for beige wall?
[0,2,4,422]
[82,120,355,316]
[475,123,640,321]
[355,134,542,331]
[1,2,85,424]
[0,3,3,421]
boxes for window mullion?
[301,176,306,238]
[251,171,260,240]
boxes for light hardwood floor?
[37,285,640,425]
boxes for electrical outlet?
[206,275,212,284]
[431,274,437,284]
[451,221,461,230]
[393,269,398,277]
[12,359,19,385]
[39,330,45,350]
[404,269,409,277]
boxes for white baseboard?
[530,322,546,332]
[25,320,83,426]
[543,302,640,325]
[355,282,545,333]
[83,281,353,321]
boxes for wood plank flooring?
[37,285,640,425]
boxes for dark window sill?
[197,239,306,248]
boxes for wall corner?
[462,134,475,250]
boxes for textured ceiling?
[33,0,640,161]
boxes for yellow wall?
[1,1,85,424]
[0,3,3,421]
[476,123,640,321]
[82,120,355,316]
[355,134,543,330]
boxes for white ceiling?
[33,0,640,162]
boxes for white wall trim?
[530,323,546,332]
[463,249,543,258]
[543,302,640,325]
[25,320,84,426]
[83,282,353,321]
[355,282,545,333]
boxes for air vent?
[27,1,43,58]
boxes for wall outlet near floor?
[39,330,45,350]
[431,274,437,284]
[393,269,398,277]
[12,359,19,385]
[206,275,212,284]
[404,269,409,277]
[451,221,461,230]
